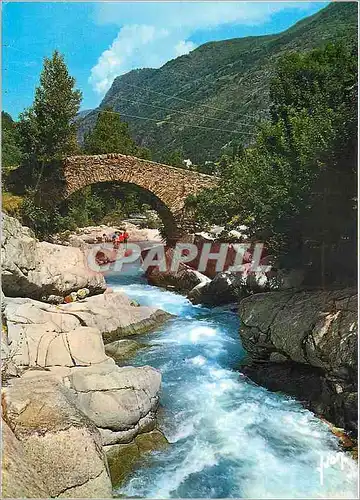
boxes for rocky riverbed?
[1,214,170,498]
[144,244,358,436]
[1,214,358,498]
[50,223,162,249]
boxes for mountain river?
[106,268,358,499]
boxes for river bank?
[106,270,358,498]
[239,288,358,436]
[144,246,358,437]
[1,215,358,498]
[1,214,170,498]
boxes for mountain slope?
[79,2,358,164]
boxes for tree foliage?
[16,51,82,236]
[18,50,82,165]
[1,112,23,172]
[193,42,357,256]
[159,148,185,168]
[83,107,137,155]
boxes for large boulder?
[2,373,113,498]
[144,246,210,293]
[147,264,209,293]
[55,291,171,343]
[1,213,106,302]
[2,289,166,451]
[188,271,250,306]
[2,419,50,498]
[2,363,165,495]
[64,364,162,446]
[188,261,301,307]
[2,297,107,369]
[239,288,358,432]
[2,292,171,371]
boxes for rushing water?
[106,268,358,499]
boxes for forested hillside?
[78,2,358,163]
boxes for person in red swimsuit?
[117,231,124,245]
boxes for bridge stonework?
[44,154,217,243]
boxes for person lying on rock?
[64,291,78,303]
[63,288,89,303]
[76,288,90,301]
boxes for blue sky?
[2,1,329,119]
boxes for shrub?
[2,192,24,217]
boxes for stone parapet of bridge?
[41,153,218,243]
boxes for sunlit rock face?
[2,373,113,498]
[2,291,171,370]
[1,212,106,301]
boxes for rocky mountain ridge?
[78,2,358,163]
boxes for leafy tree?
[83,108,137,155]
[160,148,185,168]
[1,112,23,172]
[136,146,152,160]
[18,50,82,166]
[62,187,105,228]
[20,190,66,239]
[17,51,82,237]
[194,42,357,263]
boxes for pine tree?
[18,50,82,164]
[83,108,137,155]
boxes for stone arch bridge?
[41,154,218,243]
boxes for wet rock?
[148,265,209,293]
[105,429,169,486]
[187,281,210,304]
[105,339,146,362]
[187,256,283,306]
[145,247,210,293]
[188,271,250,306]
[239,287,358,432]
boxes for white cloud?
[89,2,319,94]
[89,25,170,94]
[174,40,197,57]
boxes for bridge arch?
[44,154,217,243]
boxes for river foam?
[106,269,358,499]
